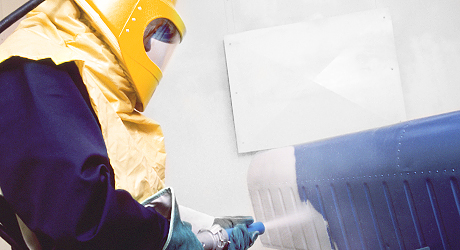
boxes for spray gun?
[196,222,265,250]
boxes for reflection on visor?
[144,18,181,72]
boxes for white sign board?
[225,8,405,153]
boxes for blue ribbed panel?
[296,111,460,250]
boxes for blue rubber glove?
[213,216,254,229]
[142,188,203,250]
[165,214,203,250]
[227,224,259,250]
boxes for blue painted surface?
[295,111,460,250]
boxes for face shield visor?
[143,18,181,72]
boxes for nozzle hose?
[225,222,265,236]
[197,222,265,250]
[0,0,46,34]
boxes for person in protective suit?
[0,0,259,249]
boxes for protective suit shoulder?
[0,1,84,65]
[0,0,167,201]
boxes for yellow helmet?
[79,0,186,111]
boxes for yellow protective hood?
[79,0,186,111]
[0,0,166,201]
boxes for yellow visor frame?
[118,0,186,110]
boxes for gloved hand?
[166,208,203,250]
[213,216,254,229]
[142,188,204,250]
[227,224,259,250]
[213,216,259,250]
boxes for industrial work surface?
[249,110,460,249]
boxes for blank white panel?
[225,8,405,153]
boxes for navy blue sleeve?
[0,57,169,249]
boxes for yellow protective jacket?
[0,0,166,201]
